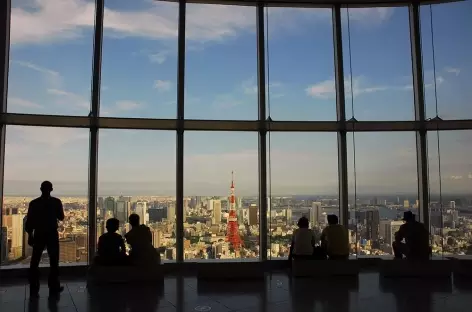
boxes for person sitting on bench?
[95,218,128,266]
[393,211,430,260]
[320,215,349,260]
[125,214,161,266]
[289,216,318,260]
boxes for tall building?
[381,220,403,248]
[59,239,77,263]
[1,227,8,263]
[249,204,258,226]
[22,216,32,258]
[286,208,292,225]
[167,204,175,222]
[450,201,456,210]
[115,199,130,224]
[403,199,410,209]
[136,201,149,224]
[310,202,322,225]
[10,214,24,260]
[152,230,162,249]
[104,197,116,218]
[213,200,222,225]
[356,210,380,242]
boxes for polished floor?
[1,272,471,312]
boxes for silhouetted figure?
[96,218,128,266]
[289,217,318,260]
[320,215,349,260]
[25,181,64,298]
[125,214,161,266]
[393,211,431,260]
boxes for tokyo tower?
[226,171,242,250]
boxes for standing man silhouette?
[25,181,64,298]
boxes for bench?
[380,259,452,278]
[86,265,164,285]
[197,261,265,281]
[291,260,360,277]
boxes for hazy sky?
[3,0,472,196]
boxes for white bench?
[380,259,452,278]
[291,260,360,277]
[87,265,164,285]
[197,261,265,280]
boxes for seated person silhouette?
[289,217,319,260]
[320,215,349,260]
[95,218,128,266]
[393,211,431,260]
[125,214,161,266]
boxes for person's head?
[129,213,140,227]
[327,214,339,225]
[297,216,309,228]
[402,211,415,223]
[106,218,119,233]
[40,181,53,196]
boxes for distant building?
[356,210,380,242]
[249,204,258,225]
[59,239,77,263]
[403,200,410,209]
[167,204,175,222]
[286,208,292,225]
[310,202,322,226]
[213,200,222,225]
[10,214,24,260]
[136,201,149,224]
[22,216,33,258]
[104,197,115,218]
[115,200,130,224]
[380,220,403,249]
[450,201,456,210]
[1,227,8,263]
[152,230,162,249]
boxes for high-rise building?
[98,197,104,215]
[22,216,32,258]
[10,214,24,260]
[310,202,322,225]
[249,204,258,226]
[195,196,202,209]
[167,204,175,222]
[355,210,379,242]
[152,230,162,249]
[213,200,222,225]
[59,239,77,263]
[403,200,410,209]
[450,201,456,210]
[207,199,214,211]
[136,201,149,224]
[115,200,130,224]
[1,227,8,263]
[381,220,403,248]
[286,208,292,225]
[104,197,116,218]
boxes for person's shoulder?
[30,197,42,205]
[51,197,62,204]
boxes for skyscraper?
[286,208,292,225]
[403,200,410,209]
[22,216,32,258]
[382,220,403,247]
[104,197,116,218]
[249,204,258,226]
[310,202,322,225]
[10,214,23,259]
[136,201,149,224]
[115,200,130,224]
[59,239,77,263]
[1,227,8,263]
[213,200,222,225]
[167,203,175,222]
[356,210,380,242]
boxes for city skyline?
[3,0,472,195]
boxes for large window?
[265,7,335,121]
[100,0,178,118]
[267,133,339,259]
[97,130,176,261]
[185,4,257,120]
[2,126,89,266]
[348,132,418,256]
[421,1,472,120]
[8,0,94,115]
[184,132,258,260]
[342,7,414,120]
[427,130,472,256]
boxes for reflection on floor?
[1,272,471,312]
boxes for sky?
[3,0,472,196]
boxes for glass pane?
[428,130,472,257]
[348,132,418,256]
[185,4,257,120]
[100,0,178,118]
[2,126,89,266]
[342,7,414,120]
[421,1,472,120]
[184,132,258,260]
[265,8,335,121]
[97,130,176,262]
[267,133,339,259]
[8,0,94,115]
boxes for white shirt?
[293,228,316,255]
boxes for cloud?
[306,77,391,99]
[148,50,172,64]
[154,80,172,92]
[47,88,89,109]
[13,126,88,148]
[11,60,62,86]
[8,97,43,109]
[11,0,393,46]
[444,67,460,76]
[450,175,463,180]
[306,79,335,99]
[115,101,142,111]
